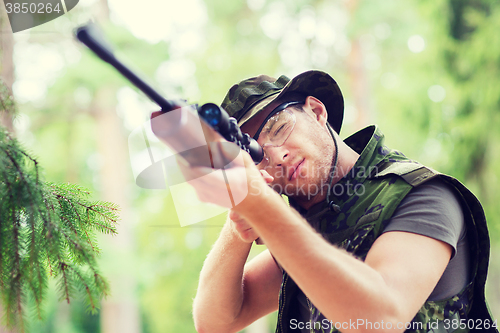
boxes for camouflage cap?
[220,70,344,133]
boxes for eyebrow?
[253,101,302,140]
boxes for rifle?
[75,23,263,170]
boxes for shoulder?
[383,177,465,257]
[396,177,462,214]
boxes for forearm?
[234,187,403,331]
[267,221,398,327]
[193,219,252,332]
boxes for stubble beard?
[269,129,335,204]
[290,148,334,204]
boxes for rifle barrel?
[75,24,182,111]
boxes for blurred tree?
[0,5,14,133]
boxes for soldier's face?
[242,98,335,205]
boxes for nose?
[265,145,289,167]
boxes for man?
[190,70,497,333]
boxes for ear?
[304,96,328,127]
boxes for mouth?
[289,158,305,181]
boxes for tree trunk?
[93,88,141,333]
[345,0,372,130]
[347,39,371,129]
[0,4,15,133]
[90,0,141,332]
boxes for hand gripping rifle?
[75,23,263,170]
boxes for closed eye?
[273,123,286,136]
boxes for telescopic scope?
[198,103,263,164]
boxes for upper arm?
[364,231,453,322]
[232,249,282,331]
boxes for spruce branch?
[0,128,119,331]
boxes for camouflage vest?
[276,126,497,333]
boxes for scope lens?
[200,104,221,127]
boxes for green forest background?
[1,0,499,332]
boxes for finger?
[259,169,274,184]
[229,209,244,222]
[232,223,259,243]
[231,214,252,230]
[233,222,253,234]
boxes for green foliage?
[0,128,118,331]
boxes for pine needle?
[0,127,119,329]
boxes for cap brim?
[237,92,280,126]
